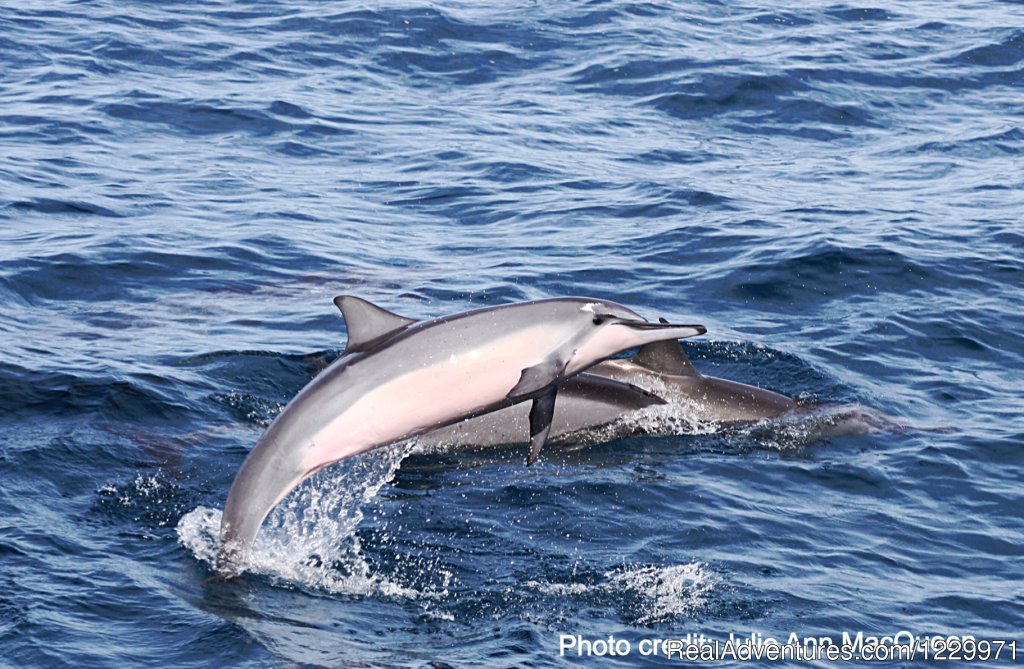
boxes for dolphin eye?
[592,316,605,326]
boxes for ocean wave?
[2,0,1022,665]
[0,362,188,421]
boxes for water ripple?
[1,0,1022,666]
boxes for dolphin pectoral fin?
[334,295,417,354]
[526,388,557,465]
[508,356,568,403]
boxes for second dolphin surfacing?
[417,319,911,453]
[217,296,706,577]
[384,309,795,451]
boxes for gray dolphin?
[416,372,666,449]
[332,305,794,453]
[411,340,795,453]
[399,319,914,458]
[415,340,795,452]
[587,332,918,436]
[217,296,706,576]
[589,326,796,423]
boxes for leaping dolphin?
[217,296,705,577]
[321,303,795,452]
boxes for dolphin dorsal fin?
[630,318,701,376]
[333,296,416,354]
[631,340,700,376]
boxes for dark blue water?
[2,1,1022,666]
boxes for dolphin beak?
[619,319,707,343]
[580,318,706,360]
[570,317,706,376]
[624,321,706,336]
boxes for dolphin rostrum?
[217,296,706,576]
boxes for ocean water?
[1,1,1022,666]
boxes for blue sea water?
[1,0,1023,666]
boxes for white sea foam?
[527,561,717,623]
[607,563,717,623]
[574,402,721,448]
[176,441,443,600]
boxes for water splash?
[97,471,187,530]
[527,562,718,624]
[176,441,437,599]
[608,563,718,624]
[737,403,919,451]
[617,403,723,437]
[174,400,910,603]
[543,404,722,455]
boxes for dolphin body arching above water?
[414,318,911,452]
[352,304,796,451]
[217,296,706,577]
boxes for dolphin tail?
[216,441,309,578]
